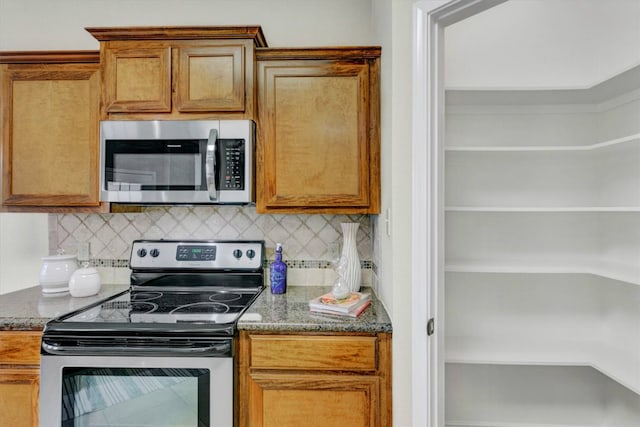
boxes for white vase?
[336,222,361,293]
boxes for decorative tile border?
[91,259,130,268]
[88,258,373,271]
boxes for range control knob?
[233,249,243,259]
[246,249,256,259]
[149,249,160,258]
[137,248,147,258]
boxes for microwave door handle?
[206,129,218,201]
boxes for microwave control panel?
[219,139,245,191]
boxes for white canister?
[39,252,78,294]
[68,262,102,298]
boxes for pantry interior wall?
[418,1,640,425]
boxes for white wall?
[0,214,49,294]
[0,1,418,425]
[0,0,374,49]
[372,0,415,426]
[445,0,640,89]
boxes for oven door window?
[105,139,207,191]
[61,367,209,427]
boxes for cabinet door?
[175,44,246,112]
[247,373,379,427]
[1,63,100,207]
[238,332,391,427]
[0,368,39,427]
[104,46,172,112]
[257,57,380,213]
[0,330,41,427]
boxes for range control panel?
[130,240,264,270]
[176,245,217,261]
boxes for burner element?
[131,292,163,302]
[209,293,242,303]
[170,302,230,315]
[130,302,158,314]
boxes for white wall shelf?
[445,132,640,152]
[444,69,640,426]
[445,272,640,394]
[446,337,640,395]
[446,212,640,286]
[444,263,640,286]
[445,364,640,427]
[445,141,640,209]
[446,424,600,427]
[445,206,640,212]
[446,423,600,427]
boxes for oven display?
[176,245,216,261]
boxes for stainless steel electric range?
[40,239,265,427]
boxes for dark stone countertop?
[0,285,392,334]
[238,286,392,334]
[0,284,129,331]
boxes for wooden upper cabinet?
[256,48,381,214]
[0,51,101,210]
[175,44,245,112]
[103,46,172,112]
[86,26,267,118]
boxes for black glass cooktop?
[61,288,261,325]
[43,240,265,350]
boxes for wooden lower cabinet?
[238,332,392,427]
[248,373,379,427]
[0,330,42,427]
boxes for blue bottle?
[270,243,287,294]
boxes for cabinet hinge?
[427,318,435,336]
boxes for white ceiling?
[444,0,640,90]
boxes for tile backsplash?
[50,207,375,286]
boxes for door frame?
[411,1,508,426]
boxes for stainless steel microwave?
[100,120,255,204]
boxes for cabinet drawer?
[0,331,41,365]
[248,373,379,427]
[249,335,377,371]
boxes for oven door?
[40,355,232,427]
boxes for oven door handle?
[41,340,232,357]
[205,129,219,201]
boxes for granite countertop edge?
[0,285,392,334]
[236,321,393,334]
[0,284,129,331]
[237,286,393,334]
[0,318,49,331]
